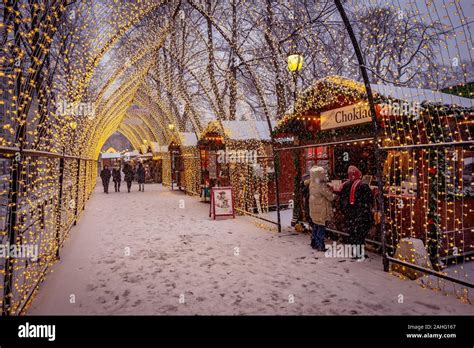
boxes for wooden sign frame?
[209,186,235,220]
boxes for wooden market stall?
[163,132,200,194]
[149,142,167,184]
[168,138,183,191]
[198,120,278,215]
[272,75,474,261]
[100,151,122,170]
[138,152,163,183]
[179,132,201,195]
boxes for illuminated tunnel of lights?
[0,0,472,314]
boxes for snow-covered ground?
[28,183,472,315]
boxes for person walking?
[137,162,145,192]
[340,165,374,259]
[100,164,112,194]
[305,166,335,251]
[123,162,135,193]
[112,165,121,192]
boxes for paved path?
[28,183,472,315]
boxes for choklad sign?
[320,103,372,130]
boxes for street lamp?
[287,52,304,108]
[287,52,304,227]
[287,53,304,73]
[168,123,175,131]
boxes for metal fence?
[0,147,97,315]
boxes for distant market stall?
[198,120,277,215]
[100,149,122,169]
[162,132,200,193]
[149,142,167,184]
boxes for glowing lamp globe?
[287,53,304,72]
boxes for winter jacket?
[136,165,145,184]
[100,168,111,182]
[305,166,335,225]
[112,168,121,182]
[340,178,374,228]
[123,164,135,182]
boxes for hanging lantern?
[287,53,304,72]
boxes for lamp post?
[287,52,304,108]
[69,120,80,226]
[287,52,304,227]
[168,124,176,190]
[57,119,78,258]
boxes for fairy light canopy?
[2,0,471,161]
[1,0,473,315]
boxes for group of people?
[305,165,374,259]
[100,162,146,194]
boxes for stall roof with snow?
[101,152,121,159]
[124,150,140,158]
[289,75,473,116]
[274,75,473,145]
[150,142,169,153]
[200,120,277,141]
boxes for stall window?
[304,147,329,174]
[384,151,417,195]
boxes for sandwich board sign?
[209,186,235,219]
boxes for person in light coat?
[305,166,335,251]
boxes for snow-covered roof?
[221,120,277,140]
[180,132,198,146]
[101,152,121,159]
[124,150,140,158]
[139,152,153,158]
[371,84,473,108]
[150,142,168,153]
[294,76,473,114]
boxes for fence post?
[272,146,282,232]
[2,151,22,316]
[83,161,88,207]
[290,147,301,227]
[55,157,65,259]
[74,159,81,225]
